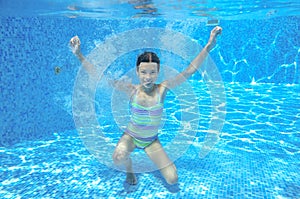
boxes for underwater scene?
[0,1,299,198]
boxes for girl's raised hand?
[206,26,222,51]
[69,35,81,55]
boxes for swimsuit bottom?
[126,133,158,149]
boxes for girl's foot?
[126,172,137,185]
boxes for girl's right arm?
[70,36,98,78]
[70,36,135,96]
[107,77,137,96]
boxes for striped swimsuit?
[125,89,163,149]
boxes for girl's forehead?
[139,62,158,69]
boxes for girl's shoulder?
[130,84,139,95]
[156,83,168,102]
[157,82,168,93]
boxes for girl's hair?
[136,51,160,71]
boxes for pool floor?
[1,83,299,199]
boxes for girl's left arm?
[162,26,222,90]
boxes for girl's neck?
[141,84,156,94]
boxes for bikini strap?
[156,85,161,103]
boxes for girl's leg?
[144,139,178,185]
[112,133,137,184]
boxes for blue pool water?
[1,82,300,198]
[1,1,300,198]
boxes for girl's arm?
[70,36,98,78]
[106,77,137,96]
[162,26,222,90]
[70,36,135,96]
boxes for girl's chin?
[143,83,154,88]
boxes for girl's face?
[137,62,159,90]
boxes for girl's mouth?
[144,82,153,87]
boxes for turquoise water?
[1,82,299,198]
[0,1,300,198]
[1,0,300,19]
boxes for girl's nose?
[145,74,151,79]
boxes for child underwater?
[70,26,222,185]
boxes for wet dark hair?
[136,51,160,71]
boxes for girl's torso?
[125,84,164,143]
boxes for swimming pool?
[0,1,300,198]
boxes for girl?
[70,26,222,185]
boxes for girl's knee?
[113,134,135,165]
[112,150,129,165]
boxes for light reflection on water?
[1,0,299,19]
[1,82,299,198]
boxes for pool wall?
[0,16,299,146]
